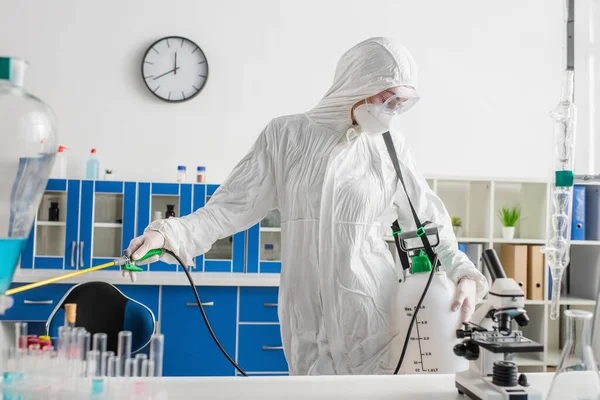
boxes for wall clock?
[141,36,208,102]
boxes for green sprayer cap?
[0,58,10,80]
[411,250,432,274]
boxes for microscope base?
[455,369,543,400]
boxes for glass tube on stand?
[543,0,578,321]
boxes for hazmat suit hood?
[306,37,418,133]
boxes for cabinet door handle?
[264,302,278,307]
[262,346,284,351]
[70,242,76,267]
[24,300,53,305]
[186,302,214,307]
[79,242,85,267]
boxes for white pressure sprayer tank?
[396,251,468,374]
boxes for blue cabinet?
[21,179,136,271]
[239,287,279,323]
[0,283,72,321]
[196,185,245,273]
[238,324,288,373]
[237,287,287,374]
[137,183,193,272]
[22,180,257,275]
[80,181,137,271]
[247,209,282,274]
[161,286,237,376]
[22,179,80,270]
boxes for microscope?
[454,249,544,400]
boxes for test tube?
[147,360,155,377]
[14,348,25,382]
[124,358,135,378]
[28,344,41,357]
[134,353,147,377]
[117,331,132,376]
[100,351,114,377]
[87,350,100,377]
[92,333,107,353]
[149,334,164,377]
[140,359,149,377]
[75,329,88,377]
[106,355,116,377]
[58,329,73,360]
[85,332,91,359]
[15,322,27,349]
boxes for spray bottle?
[393,226,468,374]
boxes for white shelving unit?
[384,175,600,372]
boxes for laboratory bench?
[5,270,286,377]
[131,373,556,399]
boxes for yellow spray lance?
[4,249,162,296]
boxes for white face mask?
[353,102,395,136]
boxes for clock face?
[141,36,208,102]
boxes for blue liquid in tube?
[0,238,26,294]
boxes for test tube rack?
[0,322,166,399]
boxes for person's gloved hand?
[451,277,477,323]
[122,231,165,282]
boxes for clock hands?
[153,67,180,80]
[174,52,177,75]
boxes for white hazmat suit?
[134,37,488,375]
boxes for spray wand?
[4,249,161,296]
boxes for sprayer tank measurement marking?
[406,305,439,373]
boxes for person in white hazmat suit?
[126,37,489,375]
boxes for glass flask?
[0,57,57,309]
[547,310,600,400]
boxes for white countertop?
[154,374,554,399]
[11,270,280,287]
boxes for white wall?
[1,0,564,183]
[575,0,600,176]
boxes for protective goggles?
[367,87,420,115]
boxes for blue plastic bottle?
[86,148,99,179]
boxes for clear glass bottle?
[196,166,206,183]
[0,57,57,308]
[264,244,275,261]
[176,165,186,183]
[546,309,600,400]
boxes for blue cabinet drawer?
[1,283,72,321]
[239,287,279,323]
[238,325,288,372]
[161,286,237,377]
[115,285,160,321]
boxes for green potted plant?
[497,207,521,240]
[451,216,462,237]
